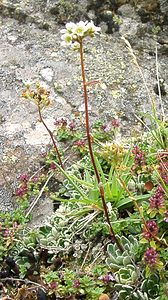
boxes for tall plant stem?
[38,105,64,170]
[79,40,123,252]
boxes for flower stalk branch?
[79,39,123,252]
[22,84,64,169]
[37,103,64,169]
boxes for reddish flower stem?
[79,40,123,252]
[37,104,64,170]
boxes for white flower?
[66,21,77,33]
[60,22,76,34]
[85,20,101,34]
[74,21,88,36]
[60,20,101,48]
[61,33,73,47]
[61,33,72,43]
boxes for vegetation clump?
[0,20,168,300]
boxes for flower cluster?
[54,117,77,142]
[15,173,29,197]
[164,210,168,222]
[19,173,29,182]
[157,150,168,184]
[132,145,146,166]
[3,222,18,239]
[74,139,85,148]
[22,83,51,109]
[50,162,57,170]
[15,183,28,198]
[111,118,120,128]
[149,185,165,210]
[60,20,101,48]
[3,227,13,238]
[98,274,116,285]
[54,117,75,131]
[50,282,58,289]
[54,117,68,127]
[30,175,39,183]
[132,145,146,173]
[158,161,168,184]
[144,247,159,267]
[102,124,111,133]
[101,118,120,133]
[143,220,159,240]
[73,279,80,288]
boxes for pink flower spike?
[50,162,56,170]
[111,118,120,128]
[144,248,159,267]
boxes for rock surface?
[0,0,167,214]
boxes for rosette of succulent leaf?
[115,264,139,285]
[115,273,161,300]
[141,273,160,299]
[60,20,101,49]
[106,235,139,271]
[115,284,149,300]
[106,235,161,300]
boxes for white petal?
[60,29,67,34]
[66,22,77,32]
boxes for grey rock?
[40,67,54,82]
[0,0,168,213]
[160,0,168,14]
[118,4,140,20]
[119,18,140,37]
[28,197,54,228]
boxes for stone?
[135,0,159,12]
[40,67,54,82]
[119,18,141,37]
[160,0,168,14]
[0,0,167,213]
[118,4,140,20]
[47,0,88,23]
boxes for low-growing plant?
[1,19,168,300]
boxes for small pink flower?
[132,145,146,173]
[19,174,29,182]
[74,140,85,147]
[143,220,159,240]
[50,282,57,289]
[98,274,116,284]
[31,175,39,183]
[144,248,159,267]
[111,118,120,128]
[68,121,76,131]
[158,162,168,184]
[73,279,80,288]
[54,117,67,127]
[149,185,165,210]
[3,228,13,238]
[50,162,56,169]
[132,146,145,165]
[15,183,28,197]
[102,124,111,132]
[164,210,168,222]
